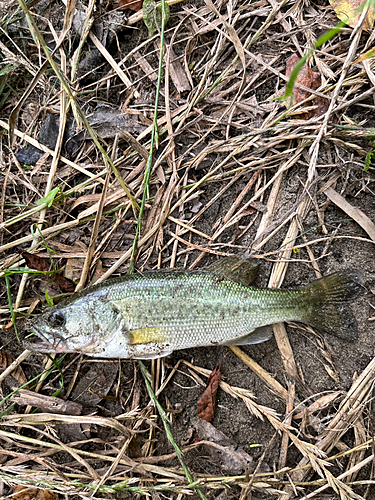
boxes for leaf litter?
[197,363,221,422]
[12,485,58,500]
[0,0,374,498]
[19,250,75,293]
[285,54,329,119]
[0,350,28,387]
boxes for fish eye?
[49,312,65,328]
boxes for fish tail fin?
[302,269,363,340]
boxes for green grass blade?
[129,0,169,274]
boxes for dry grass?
[0,0,375,498]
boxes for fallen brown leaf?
[64,257,85,283]
[21,251,49,272]
[197,364,221,422]
[52,273,75,292]
[20,250,75,293]
[13,485,58,500]
[285,54,329,119]
[194,418,256,474]
[0,350,28,386]
[117,0,143,11]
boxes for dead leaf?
[52,274,75,292]
[0,350,28,386]
[13,485,58,500]
[70,363,119,406]
[194,418,256,474]
[285,54,329,119]
[21,251,50,272]
[197,364,221,422]
[117,0,144,11]
[71,193,101,211]
[20,250,75,293]
[330,0,375,31]
[91,259,106,283]
[64,257,85,283]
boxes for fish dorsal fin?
[206,256,260,286]
[224,326,273,346]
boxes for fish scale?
[108,274,300,348]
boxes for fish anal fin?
[224,326,273,346]
[206,256,260,286]
[125,327,168,345]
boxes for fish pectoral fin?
[206,255,260,286]
[125,327,168,345]
[131,350,173,360]
[224,326,273,346]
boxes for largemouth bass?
[24,257,363,359]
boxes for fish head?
[25,296,122,356]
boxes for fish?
[24,257,364,359]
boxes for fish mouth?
[24,336,70,353]
[24,325,104,355]
[24,326,72,353]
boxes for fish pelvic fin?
[302,269,363,340]
[206,255,260,286]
